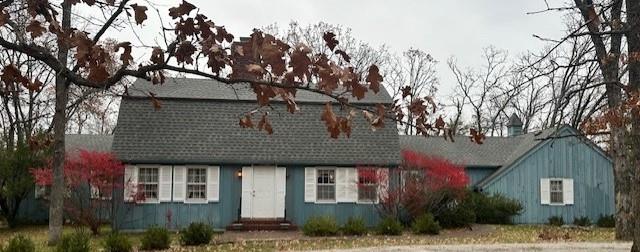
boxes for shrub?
[375,217,403,236]
[140,226,171,251]
[412,213,440,235]
[470,192,522,224]
[596,215,615,228]
[1,235,35,252]
[341,217,367,236]
[436,201,476,228]
[180,222,215,246]
[102,232,132,252]
[56,231,91,252]
[302,216,339,236]
[573,216,591,227]
[548,216,564,226]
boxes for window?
[90,184,112,200]
[550,179,563,204]
[358,172,377,202]
[138,167,159,201]
[35,185,51,199]
[316,169,335,201]
[187,167,207,201]
[401,169,422,188]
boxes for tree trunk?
[48,0,71,245]
[573,0,631,240]
[625,0,640,249]
[612,128,633,240]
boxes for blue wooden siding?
[114,165,242,230]
[465,166,498,186]
[114,165,386,230]
[285,166,381,227]
[482,128,614,224]
[16,191,49,224]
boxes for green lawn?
[0,225,615,251]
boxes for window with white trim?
[550,179,563,204]
[358,172,377,202]
[316,169,335,201]
[187,167,207,200]
[138,167,159,201]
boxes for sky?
[197,0,569,96]
[105,0,569,96]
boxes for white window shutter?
[336,168,349,202]
[347,168,358,202]
[207,166,220,202]
[304,167,316,203]
[563,178,574,205]
[123,165,138,202]
[275,167,287,218]
[540,178,550,205]
[173,166,186,202]
[158,166,173,202]
[378,168,389,202]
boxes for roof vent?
[506,113,523,137]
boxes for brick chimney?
[507,113,523,137]
[230,37,254,80]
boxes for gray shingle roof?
[65,134,113,156]
[127,78,393,104]
[399,127,560,167]
[113,78,399,166]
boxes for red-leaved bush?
[30,150,126,234]
[360,149,469,222]
[401,149,469,190]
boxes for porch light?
[236,170,242,178]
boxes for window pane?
[188,168,206,183]
[551,192,563,203]
[549,180,563,204]
[187,168,207,200]
[316,169,336,201]
[138,168,159,201]
[358,184,377,202]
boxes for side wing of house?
[480,127,614,224]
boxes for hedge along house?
[400,114,614,224]
[111,78,399,231]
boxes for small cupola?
[507,113,523,137]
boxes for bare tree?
[386,49,439,135]
[266,21,392,79]
[448,47,516,136]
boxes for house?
[110,78,399,231]
[15,81,614,228]
[16,134,114,223]
[400,114,615,224]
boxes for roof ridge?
[128,77,394,104]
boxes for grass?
[0,225,615,251]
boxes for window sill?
[356,200,378,205]
[138,199,160,204]
[314,200,337,204]
[184,200,208,204]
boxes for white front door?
[241,166,286,219]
